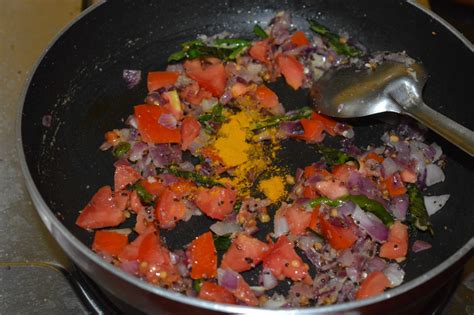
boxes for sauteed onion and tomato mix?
[76,12,449,307]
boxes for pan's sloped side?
[19,0,473,313]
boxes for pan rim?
[16,0,474,313]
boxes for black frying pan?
[18,0,473,313]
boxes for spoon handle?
[405,102,474,156]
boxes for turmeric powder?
[258,176,286,202]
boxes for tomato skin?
[134,104,181,144]
[118,226,155,261]
[249,39,271,63]
[231,82,250,98]
[277,54,304,90]
[291,31,310,46]
[223,269,259,306]
[114,164,141,192]
[308,205,320,231]
[198,282,236,304]
[184,58,227,97]
[297,118,325,143]
[92,230,128,256]
[379,221,408,260]
[181,116,201,151]
[356,271,390,300]
[319,215,357,250]
[76,186,127,229]
[263,236,310,282]
[147,71,179,92]
[221,234,270,272]
[188,232,217,279]
[400,169,417,183]
[303,165,331,180]
[195,186,237,220]
[255,85,279,109]
[155,188,186,229]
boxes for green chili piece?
[213,235,232,251]
[314,144,357,167]
[309,195,394,226]
[131,183,155,204]
[252,107,313,130]
[168,165,223,187]
[193,279,204,293]
[407,184,434,235]
[112,142,131,158]
[308,19,363,57]
[253,24,269,39]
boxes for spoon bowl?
[310,61,474,156]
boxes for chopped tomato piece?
[255,85,279,109]
[114,164,141,192]
[179,82,212,106]
[137,230,181,285]
[181,116,201,151]
[168,180,197,197]
[276,204,312,236]
[277,54,304,90]
[332,163,357,183]
[400,169,417,183]
[184,58,227,97]
[249,39,271,63]
[195,186,237,220]
[220,269,258,306]
[303,165,331,179]
[105,131,120,145]
[221,234,270,272]
[297,118,325,142]
[134,104,181,144]
[147,71,179,92]
[263,236,310,282]
[310,112,339,136]
[155,188,186,229]
[379,221,408,260]
[140,178,165,197]
[384,173,407,198]
[365,152,385,163]
[198,282,236,304]
[129,190,144,214]
[319,215,357,250]
[356,271,390,300]
[308,205,320,231]
[118,226,155,261]
[303,185,319,199]
[231,82,250,98]
[188,232,217,279]
[162,90,183,119]
[315,179,349,200]
[92,230,128,256]
[76,186,127,229]
[290,31,310,47]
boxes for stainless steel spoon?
[310,61,474,156]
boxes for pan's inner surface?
[21,0,473,302]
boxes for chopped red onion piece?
[158,113,178,129]
[381,157,398,178]
[424,194,450,216]
[264,294,287,308]
[412,240,432,253]
[123,69,142,89]
[217,268,239,291]
[390,194,408,221]
[337,249,354,267]
[352,205,388,242]
[383,263,405,287]
[279,121,304,136]
[367,257,386,272]
[42,114,52,127]
[425,164,445,187]
[120,260,139,275]
[129,142,148,162]
[159,173,179,185]
[210,221,241,236]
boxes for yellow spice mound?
[258,176,286,202]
